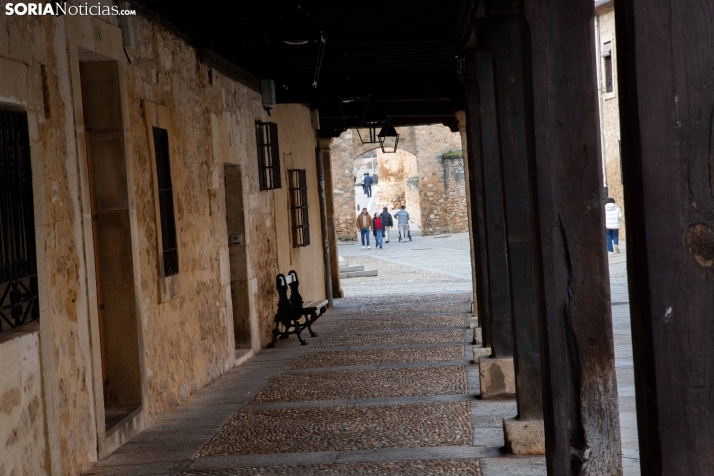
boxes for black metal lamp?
[378,124,400,153]
[356,121,381,145]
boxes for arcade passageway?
[1,0,712,475]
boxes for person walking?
[363,173,373,198]
[605,197,623,254]
[380,207,393,243]
[394,205,410,242]
[356,208,371,249]
[372,212,383,249]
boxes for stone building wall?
[376,149,407,210]
[596,2,626,240]
[403,153,422,226]
[443,154,469,233]
[0,10,325,475]
[414,125,467,235]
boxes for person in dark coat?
[379,207,394,243]
[363,173,373,197]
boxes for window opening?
[255,121,282,190]
[0,109,39,333]
[289,169,310,247]
[152,127,179,277]
[602,42,614,93]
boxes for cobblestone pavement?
[86,240,638,476]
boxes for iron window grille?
[0,109,39,333]
[255,121,282,190]
[288,169,310,248]
[152,127,179,277]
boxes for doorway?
[79,61,142,430]
[224,165,252,350]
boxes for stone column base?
[503,417,545,455]
[472,346,490,362]
[472,327,482,345]
[478,356,516,398]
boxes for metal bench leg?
[306,311,318,337]
[295,328,309,345]
[267,326,280,348]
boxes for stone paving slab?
[179,458,481,475]
[318,329,467,348]
[289,346,465,369]
[336,293,472,307]
[336,314,467,331]
[479,457,547,475]
[197,402,472,456]
[249,366,467,403]
[349,301,470,317]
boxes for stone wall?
[0,328,49,476]
[413,125,466,235]
[403,153,422,226]
[271,105,327,305]
[0,10,326,474]
[377,149,407,210]
[596,4,626,240]
[443,154,469,233]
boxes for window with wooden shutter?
[0,109,39,333]
[152,126,179,277]
[288,169,310,248]
[255,121,282,190]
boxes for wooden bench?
[267,270,327,347]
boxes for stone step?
[340,269,378,279]
[339,265,365,272]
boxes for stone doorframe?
[66,16,148,459]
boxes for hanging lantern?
[378,123,400,153]
[356,121,382,145]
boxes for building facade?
[0,11,326,476]
[595,0,626,239]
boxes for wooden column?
[456,111,480,316]
[464,104,491,340]
[463,56,493,349]
[320,139,343,299]
[519,0,622,473]
[615,1,714,473]
[471,48,514,358]
[491,14,543,424]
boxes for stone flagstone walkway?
[87,292,550,476]
[86,242,637,476]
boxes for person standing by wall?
[394,205,410,242]
[363,173,374,198]
[380,207,393,243]
[356,208,372,249]
[372,212,383,249]
[605,197,623,254]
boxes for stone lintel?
[503,417,546,455]
[478,356,515,399]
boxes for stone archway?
[329,125,467,240]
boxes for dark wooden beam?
[490,14,542,421]
[615,0,714,473]
[519,0,622,472]
[473,48,514,357]
[463,52,492,347]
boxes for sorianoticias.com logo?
[4,2,136,16]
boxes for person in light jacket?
[605,197,623,254]
[394,205,410,242]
